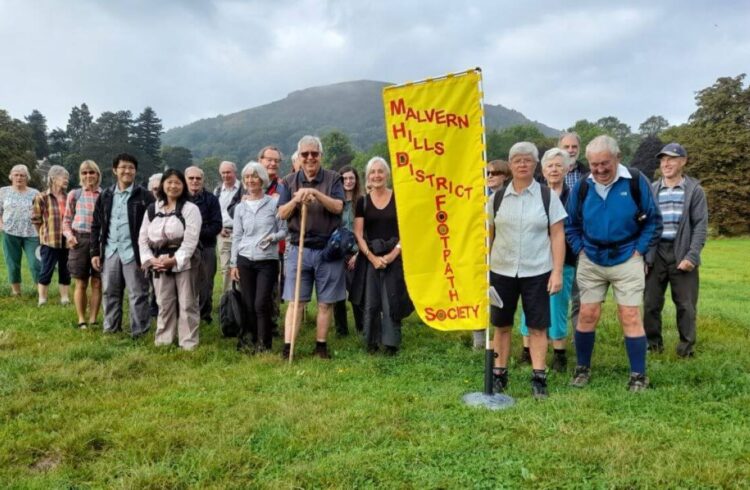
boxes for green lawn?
[1,237,748,488]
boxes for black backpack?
[219,282,244,338]
[575,167,647,227]
[493,182,551,232]
[147,200,187,228]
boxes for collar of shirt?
[505,179,539,197]
[114,183,134,196]
[299,169,322,185]
[588,164,631,188]
[222,181,239,192]
[659,177,685,190]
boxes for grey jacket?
[646,175,708,266]
[230,195,287,266]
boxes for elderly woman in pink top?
[138,169,203,350]
[63,160,103,329]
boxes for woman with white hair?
[31,165,71,306]
[63,160,103,328]
[229,161,287,354]
[351,157,413,355]
[0,164,40,295]
[518,148,577,372]
[489,142,567,399]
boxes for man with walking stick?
[277,135,346,360]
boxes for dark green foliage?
[321,131,355,170]
[200,156,222,190]
[662,74,750,235]
[630,135,664,180]
[350,140,390,175]
[162,81,559,164]
[0,110,38,186]
[133,107,163,174]
[161,145,193,172]
[639,115,670,137]
[24,110,49,159]
[486,124,555,161]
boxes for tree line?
[1,74,747,234]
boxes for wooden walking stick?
[289,202,308,364]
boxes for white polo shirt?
[490,180,567,278]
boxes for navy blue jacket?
[189,189,223,248]
[565,170,662,267]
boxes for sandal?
[77,322,88,330]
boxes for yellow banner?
[382,69,489,331]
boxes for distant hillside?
[163,80,559,164]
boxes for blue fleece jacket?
[565,171,662,267]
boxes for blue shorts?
[283,245,346,304]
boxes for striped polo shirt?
[657,179,685,241]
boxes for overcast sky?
[1,0,748,133]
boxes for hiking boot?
[569,365,591,388]
[281,343,291,360]
[517,348,531,365]
[314,343,331,360]
[627,372,650,392]
[531,373,548,399]
[647,342,664,354]
[384,345,399,356]
[492,371,508,394]
[551,353,567,373]
[676,342,694,358]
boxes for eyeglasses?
[488,171,505,177]
[186,176,203,181]
[81,170,97,175]
[300,151,320,159]
[117,165,136,172]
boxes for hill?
[162,80,559,164]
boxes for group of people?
[487,133,707,399]
[1,131,707,397]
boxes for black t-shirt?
[354,193,399,241]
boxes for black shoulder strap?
[492,186,506,216]
[174,200,186,229]
[540,184,551,232]
[148,201,186,229]
[628,167,642,209]
[147,202,156,222]
[576,179,589,223]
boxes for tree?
[595,116,638,163]
[638,115,670,137]
[0,110,38,186]
[662,74,750,235]
[133,107,163,176]
[66,103,93,154]
[25,110,49,159]
[76,110,135,186]
[350,140,390,175]
[486,124,554,161]
[200,156,223,191]
[162,145,193,172]
[321,131,355,170]
[565,120,606,162]
[47,128,70,166]
[630,135,664,180]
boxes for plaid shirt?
[63,187,101,239]
[31,190,67,248]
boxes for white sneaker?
[38,298,47,307]
[60,298,71,306]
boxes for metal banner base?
[462,392,515,410]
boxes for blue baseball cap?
[657,142,687,158]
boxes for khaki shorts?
[576,253,645,306]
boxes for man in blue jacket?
[644,143,707,358]
[565,135,662,392]
[186,166,223,324]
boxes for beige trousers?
[217,232,233,293]
[153,268,200,350]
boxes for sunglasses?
[186,176,203,180]
[81,170,98,175]
[300,151,320,159]
[488,171,505,176]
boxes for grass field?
[1,237,749,488]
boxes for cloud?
[1,0,748,134]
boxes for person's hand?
[548,270,562,295]
[91,256,101,272]
[677,259,695,272]
[633,250,641,257]
[158,256,177,271]
[141,259,153,273]
[346,254,357,271]
[230,267,240,282]
[221,228,231,238]
[66,235,78,249]
[294,188,318,204]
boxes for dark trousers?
[197,246,217,321]
[334,259,362,334]
[39,245,70,286]
[644,241,699,354]
[237,256,279,349]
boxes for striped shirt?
[657,179,685,241]
[31,190,67,248]
[63,187,102,238]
